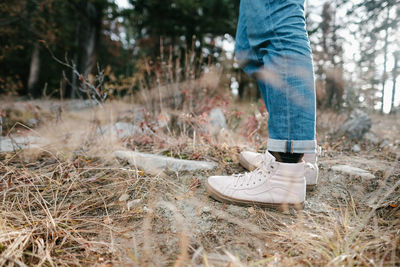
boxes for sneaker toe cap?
[241,151,257,158]
[207,176,229,193]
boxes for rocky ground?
[0,99,399,266]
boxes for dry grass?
[1,152,128,266]
[0,99,399,266]
[1,50,399,265]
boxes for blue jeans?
[235,0,316,154]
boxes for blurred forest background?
[1,1,400,265]
[1,0,399,113]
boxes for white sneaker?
[239,150,318,190]
[206,151,306,209]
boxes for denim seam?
[268,138,316,154]
[266,0,290,151]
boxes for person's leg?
[206,0,315,208]
[242,0,316,154]
[237,0,319,187]
[234,0,264,77]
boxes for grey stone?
[132,108,145,124]
[66,100,98,111]
[379,140,390,149]
[127,199,141,210]
[339,109,372,139]
[27,118,39,127]
[118,193,129,202]
[143,206,152,213]
[202,206,211,214]
[352,144,361,152]
[331,165,375,180]
[209,108,226,130]
[304,201,332,214]
[226,205,248,218]
[157,113,170,128]
[0,136,44,152]
[115,150,218,172]
[363,132,380,145]
[98,122,142,139]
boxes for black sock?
[269,151,304,163]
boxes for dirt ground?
[0,100,399,266]
[110,152,399,266]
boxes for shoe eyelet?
[259,179,261,181]
[253,182,255,184]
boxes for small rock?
[157,113,170,128]
[127,199,141,209]
[98,122,142,139]
[226,205,247,218]
[304,201,331,214]
[379,140,390,149]
[363,132,380,145]
[339,109,371,139]
[0,136,44,152]
[143,206,153,213]
[281,209,291,215]
[103,217,113,225]
[202,206,211,214]
[331,190,347,199]
[331,165,375,180]
[27,118,39,127]
[66,99,98,111]
[247,207,256,215]
[115,150,218,172]
[132,108,145,124]
[352,144,361,152]
[209,108,226,130]
[119,194,129,202]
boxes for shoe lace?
[233,169,263,187]
[233,156,276,188]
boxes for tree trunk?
[390,52,399,114]
[71,21,81,99]
[381,6,390,113]
[27,42,41,97]
[80,2,101,78]
[83,25,97,77]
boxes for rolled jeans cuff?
[268,138,317,154]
